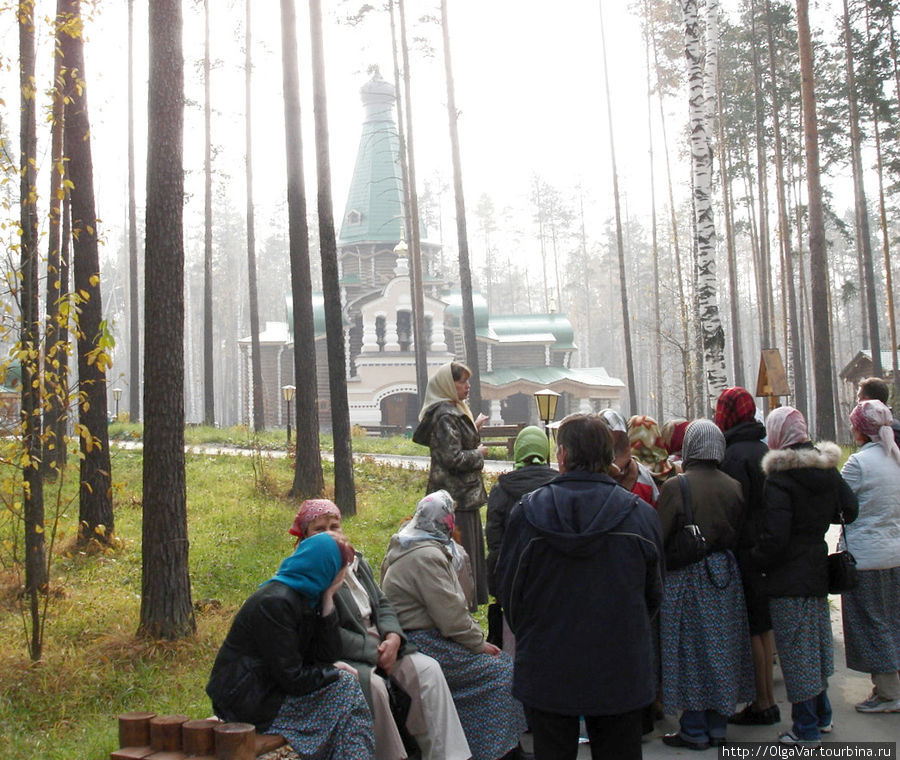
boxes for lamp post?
[282,384,296,443]
[533,388,561,446]
[112,388,122,421]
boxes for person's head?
[681,419,726,466]
[290,499,343,544]
[451,361,471,401]
[627,415,666,464]
[406,490,456,540]
[714,386,757,432]
[849,399,900,464]
[765,406,809,450]
[858,376,890,404]
[660,418,690,455]
[513,425,550,469]
[555,414,614,474]
[267,531,355,605]
[599,408,630,458]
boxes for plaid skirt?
[769,596,834,703]
[841,566,900,674]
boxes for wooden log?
[145,752,188,760]
[149,714,190,752]
[118,712,157,748]
[110,747,154,760]
[254,734,286,756]
[213,722,256,760]
[182,719,219,757]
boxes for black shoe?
[662,733,710,751]
[729,704,780,725]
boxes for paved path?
[114,441,898,755]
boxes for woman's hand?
[334,660,359,677]
[321,565,349,616]
[482,642,501,656]
[475,413,489,431]
[477,444,489,457]
[376,632,402,674]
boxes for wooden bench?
[480,423,525,459]
[359,424,405,438]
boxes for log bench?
[111,712,286,760]
[359,424,405,438]
[480,423,525,459]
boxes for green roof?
[338,72,405,245]
[442,290,490,330]
[482,366,625,390]
[486,313,576,349]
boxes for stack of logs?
[110,712,285,760]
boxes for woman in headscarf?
[657,420,754,750]
[601,409,659,507]
[290,500,470,760]
[628,415,674,485]
[840,400,900,713]
[381,491,528,760]
[206,532,375,759]
[751,406,858,746]
[660,417,690,472]
[715,387,779,727]
[413,361,489,607]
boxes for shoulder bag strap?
[678,473,694,524]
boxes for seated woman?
[206,531,374,759]
[381,490,528,760]
[291,499,470,760]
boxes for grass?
[0,440,497,760]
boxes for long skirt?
[769,596,834,703]
[265,670,375,760]
[842,566,900,674]
[660,551,754,716]
[406,629,526,760]
[454,508,489,607]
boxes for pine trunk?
[128,0,140,422]
[203,0,215,425]
[140,0,195,639]
[281,0,324,499]
[308,0,356,515]
[60,0,114,545]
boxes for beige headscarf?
[418,362,474,424]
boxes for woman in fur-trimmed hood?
[750,406,858,746]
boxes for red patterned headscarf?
[627,415,673,481]
[660,418,690,455]
[850,399,900,465]
[289,499,342,539]
[715,387,757,432]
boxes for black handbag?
[665,475,708,571]
[827,508,858,594]
[486,601,504,647]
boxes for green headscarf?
[513,425,550,469]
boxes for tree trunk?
[766,0,807,417]
[245,0,265,432]
[842,0,880,374]
[19,0,47,662]
[139,0,195,640]
[203,0,215,426]
[440,0,482,414]
[128,0,140,422]
[59,0,114,545]
[682,0,728,406]
[280,0,324,500]
[43,0,68,477]
[796,0,835,439]
[308,0,356,515]
[396,0,430,405]
[600,0,637,415]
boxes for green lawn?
[0,439,496,760]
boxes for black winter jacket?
[720,420,768,554]
[485,463,557,595]
[751,442,858,598]
[496,471,664,716]
[206,581,342,730]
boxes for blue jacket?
[496,471,664,716]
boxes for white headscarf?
[850,399,900,465]
[397,490,462,569]
[418,362,474,424]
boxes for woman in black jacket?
[752,406,858,747]
[716,387,780,726]
[206,531,375,759]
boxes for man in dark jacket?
[496,413,664,760]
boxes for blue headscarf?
[263,531,342,606]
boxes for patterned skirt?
[265,670,375,760]
[841,566,900,674]
[660,551,755,715]
[769,596,834,703]
[406,629,526,760]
